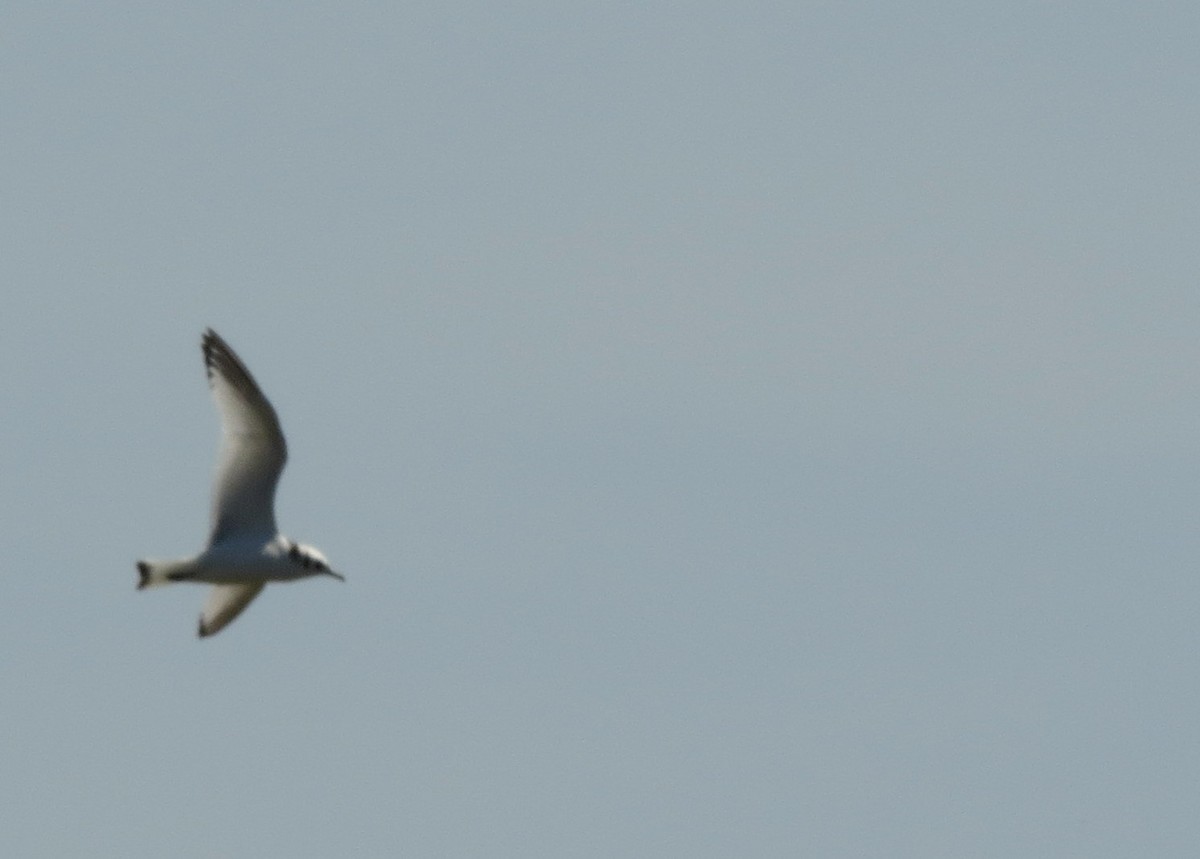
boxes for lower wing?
[198,583,266,638]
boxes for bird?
[137,328,344,638]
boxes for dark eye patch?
[287,543,328,572]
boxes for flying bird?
[137,329,343,637]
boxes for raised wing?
[198,582,266,638]
[202,329,287,544]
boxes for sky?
[2,2,1200,856]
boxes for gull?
[137,329,343,638]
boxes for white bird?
[137,329,343,638]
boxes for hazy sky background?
[3,3,1199,856]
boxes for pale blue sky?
[3,3,1199,856]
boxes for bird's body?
[139,535,333,585]
[137,329,343,638]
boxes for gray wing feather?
[198,583,266,637]
[202,329,287,544]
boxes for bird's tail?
[136,559,195,590]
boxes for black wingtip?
[198,617,211,638]
[136,561,150,590]
[201,329,219,378]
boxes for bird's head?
[286,541,345,581]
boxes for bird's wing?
[202,329,287,544]
[198,583,266,638]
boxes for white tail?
[136,559,196,590]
